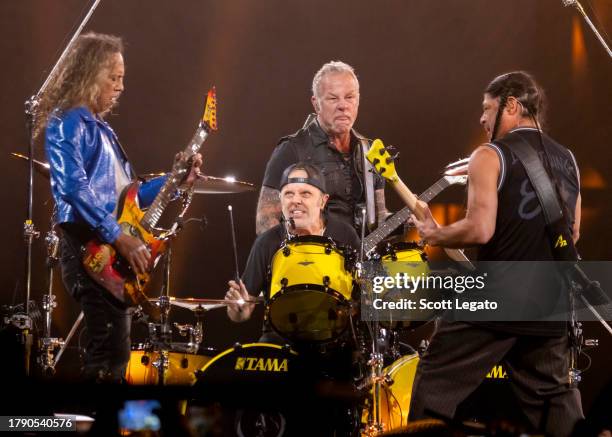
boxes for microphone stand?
[563,0,612,58]
[19,0,101,376]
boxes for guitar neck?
[363,176,452,254]
[141,125,210,230]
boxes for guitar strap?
[496,131,578,263]
[359,137,376,229]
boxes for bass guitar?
[365,139,473,266]
[81,88,218,311]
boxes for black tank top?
[474,128,580,336]
[478,128,580,261]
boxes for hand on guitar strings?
[114,233,151,274]
[175,151,204,186]
[411,202,441,247]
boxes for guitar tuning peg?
[386,152,400,164]
[372,158,380,166]
[378,148,385,156]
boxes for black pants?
[409,320,583,437]
[60,233,131,383]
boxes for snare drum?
[267,236,355,343]
[125,343,215,385]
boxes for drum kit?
[7,151,437,436]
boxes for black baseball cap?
[279,162,327,194]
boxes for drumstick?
[227,205,241,283]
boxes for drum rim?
[198,342,298,376]
[275,235,356,256]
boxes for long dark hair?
[485,71,546,141]
[34,32,124,139]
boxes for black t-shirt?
[241,217,361,300]
[261,116,384,230]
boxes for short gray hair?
[311,61,359,99]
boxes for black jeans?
[60,233,131,383]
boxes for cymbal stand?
[150,246,174,385]
[38,227,65,376]
[356,208,385,436]
[174,305,204,355]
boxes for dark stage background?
[1,0,611,416]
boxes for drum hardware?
[227,204,241,283]
[38,226,65,376]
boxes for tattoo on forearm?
[375,189,389,224]
[256,186,282,235]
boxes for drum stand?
[356,209,387,436]
[38,227,65,376]
[149,247,174,386]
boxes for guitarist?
[409,72,583,435]
[36,33,202,383]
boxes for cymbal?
[11,153,256,194]
[140,173,255,194]
[193,174,255,194]
[149,296,263,311]
[11,152,50,178]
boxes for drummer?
[225,162,360,342]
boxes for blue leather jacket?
[45,107,165,243]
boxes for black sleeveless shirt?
[476,128,580,336]
[478,128,580,261]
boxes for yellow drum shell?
[270,238,353,301]
[126,349,212,385]
[381,244,428,279]
[267,237,354,343]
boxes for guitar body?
[82,181,167,308]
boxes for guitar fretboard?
[141,125,209,230]
[363,177,453,254]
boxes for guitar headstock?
[366,139,399,183]
[442,174,468,186]
[201,87,218,132]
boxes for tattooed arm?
[256,186,282,235]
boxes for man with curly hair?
[38,32,202,382]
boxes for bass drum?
[362,353,419,433]
[195,343,299,386]
[125,343,217,385]
[267,236,355,343]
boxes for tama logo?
[234,357,289,372]
[554,235,568,248]
[486,365,508,379]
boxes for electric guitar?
[81,88,218,311]
[365,139,473,266]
